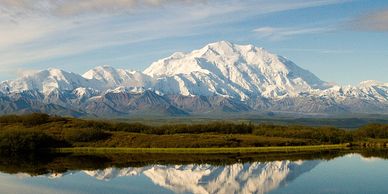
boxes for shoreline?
[56,144,349,154]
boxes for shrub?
[63,128,109,143]
[252,124,353,144]
[355,124,388,139]
[0,115,23,124]
[22,113,50,127]
[0,129,62,153]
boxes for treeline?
[71,120,255,134]
[355,124,388,139]
[253,124,353,144]
[0,113,60,127]
[1,113,388,153]
[0,114,254,134]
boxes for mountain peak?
[0,68,88,94]
[206,40,234,49]
[83,66,152,89]
[47,67,65,72]
[83,65,118,79]
[45,68,75,79]
[144,41,327,99]
[359,80,385,87]
[202,41,265,55]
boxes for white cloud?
[350,9,388,31]
[253,26,333,40]
[0,0,349,79]
[277,48,355,54]
[16,68,39,77]
[0,0,208,17]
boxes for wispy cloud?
[277,48,355,54]
[0,0,349,79]
[253,26,333,41]
[0,0,348,19]
[0,0,208,18]
[349,8,388,31]
[277,47,388,55]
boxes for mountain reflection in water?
[0,150,388,194]
[77,160,319,194]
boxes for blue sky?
[0,0,387,85]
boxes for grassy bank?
[56,144,348,154]
[72,132,310,148]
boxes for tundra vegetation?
[0,113,387,153]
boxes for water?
[1,151,388,194]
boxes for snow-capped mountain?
[83,65,153,90]
[145,41,329,100]
[0,41,387,116]
[322,80,388,102]
[0,66,152,96]
[0,68,93,94]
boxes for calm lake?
[1,150,388,194]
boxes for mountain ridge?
[0,41,387,117]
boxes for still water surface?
[1,152,388,194]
